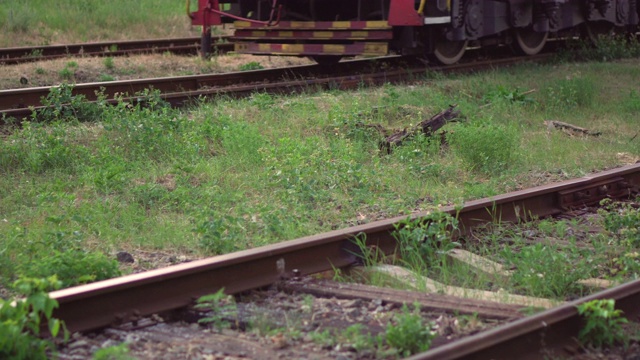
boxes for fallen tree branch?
[382,105,461,153]
[544,120,601,137]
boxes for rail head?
[46,163,640,333]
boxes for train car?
[188,0,639,64]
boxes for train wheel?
[584,20,615,43]
[431,40,468,65]
[513,27,548,56]
[311,55,342,65]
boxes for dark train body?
[189,0,639,64]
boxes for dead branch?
[544,120,601,137]
[382,105,461,153]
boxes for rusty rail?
[0,37,233,65]
[50,163,640,340]
[0,54,550,122]
[411,279,640,360]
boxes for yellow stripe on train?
[323,44,346,54]
[290,21,312,28]
[234,43,248,51]
[363,43,389,55]
[281,44,305,53]
[365,21,390,29]
[258,43,272,52]
[313,31,333,39]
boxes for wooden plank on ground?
[366,265,562,309]
[544,120,601,136]
[447,249,611,291]
[446,249,512,281]
[282,279,525,320]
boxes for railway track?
[50,163,640,359]
[0,53,551,123]
[0,36,233,65]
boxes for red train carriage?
[188,0,639,64]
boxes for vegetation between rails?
[195,289,435,358]
[1,56,639,296]
[577,299,629,349]
[351,197,640,303]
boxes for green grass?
[357,197,640,302]
[1,59,639,293]
[0,0,194,46]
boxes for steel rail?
[411,279,640,360]
[0,37,233,65]
[0,54,550,122]
[49,163,640,334]
[0,56,408,113]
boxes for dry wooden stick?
[382,105,461,153]
[544,120,602,136]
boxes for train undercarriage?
[189,0,640,64]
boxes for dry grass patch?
[0,53,312,90]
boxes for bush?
[93,344,135,360]
[37,83,107,123]
[18,250,121,288]
[385,303,435,356]
[502,243,589,298]
[238,61,264,71]
[393,212,459,267]
[447,122,520,174]
[577,299,628,348]
[0,277,67,360]
[543,76,597,110]
[562,35,640,62]
[599,198,640,246]
[193,214,243,255]
[0,121,91,174]
[100,90,212,163]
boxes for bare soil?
[0,53,312,90]
[55,285,504,360]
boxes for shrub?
[622,90,640,113]
[577,299,628,348]
[502,243,589,298]
[58,67,74,81]
[18,250,121,288]
[599,198,640,246]
[4,8,32,33]
[385,303,435,356]
[340,324,378,354]
[99,74,115,82]
[238,61,264,71]
[37,83,107,122]
[447,122,520,174]
[193,215,243,255]
[103,57,115,70]
[194,288,237,332]
[563,35,640,62]
[543,76,597,110]
[93,343,135,360]
[0,277,68,360]
[0,121,91,174]
[393,212,459,268]
[93,343,136,360]
[484,85,535,105]
[100,90,210,162]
